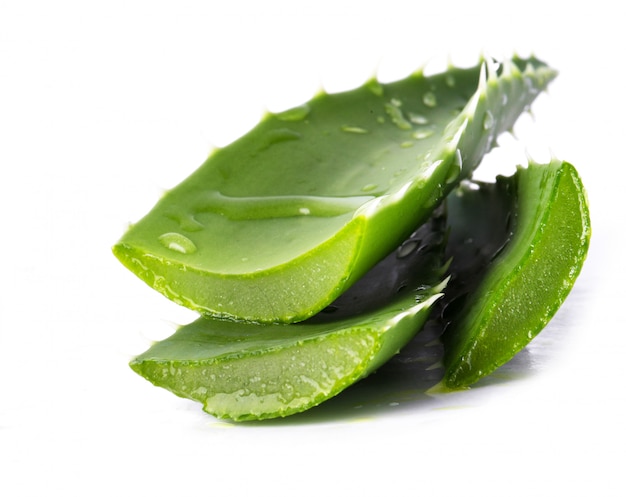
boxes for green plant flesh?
[113,56,556,324]
[130,213,449,421]
[129,158,591,419]
[118,53,592,420]
[437,159,591,390]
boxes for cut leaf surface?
[114,56,556,323]
[130,213,448,421]
[439,159,591,389]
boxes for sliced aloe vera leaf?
[113,56,556,323]
[130,213,448,421]
[438,159,591,390]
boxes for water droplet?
[274,104,310,122]
[384,102,412,130]
[422,91,437,108]
[462,180,480,191]
[158,232,197,254]
[164,211,203,232]
[390,97,402,107]
[482,111,494,130]
[365,79,384,96]
[397,239,420,258]
[376,116,385,124]
[413,129,434,140]
[179,217,203,232]
[400,141,414,148]
[341,125,369,134]
[194,191,372,220]
[445,74,456,87]
[409,113,428,125]
[259,128,301,151]
[361,183,378,193]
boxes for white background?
[1,1,624,495]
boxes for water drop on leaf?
[422,91,437,108]
[158,233,197,254]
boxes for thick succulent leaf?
[130,212,448,421]
[114,56,556,323]
[437,159,591,389]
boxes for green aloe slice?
[113,56,556,323]
[130,212,448,421]
[438,159,591,390]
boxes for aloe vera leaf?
[438,159,591,390]
[113,56,556,324]
[130,212,448,421]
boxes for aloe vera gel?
[114,55,590,420]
